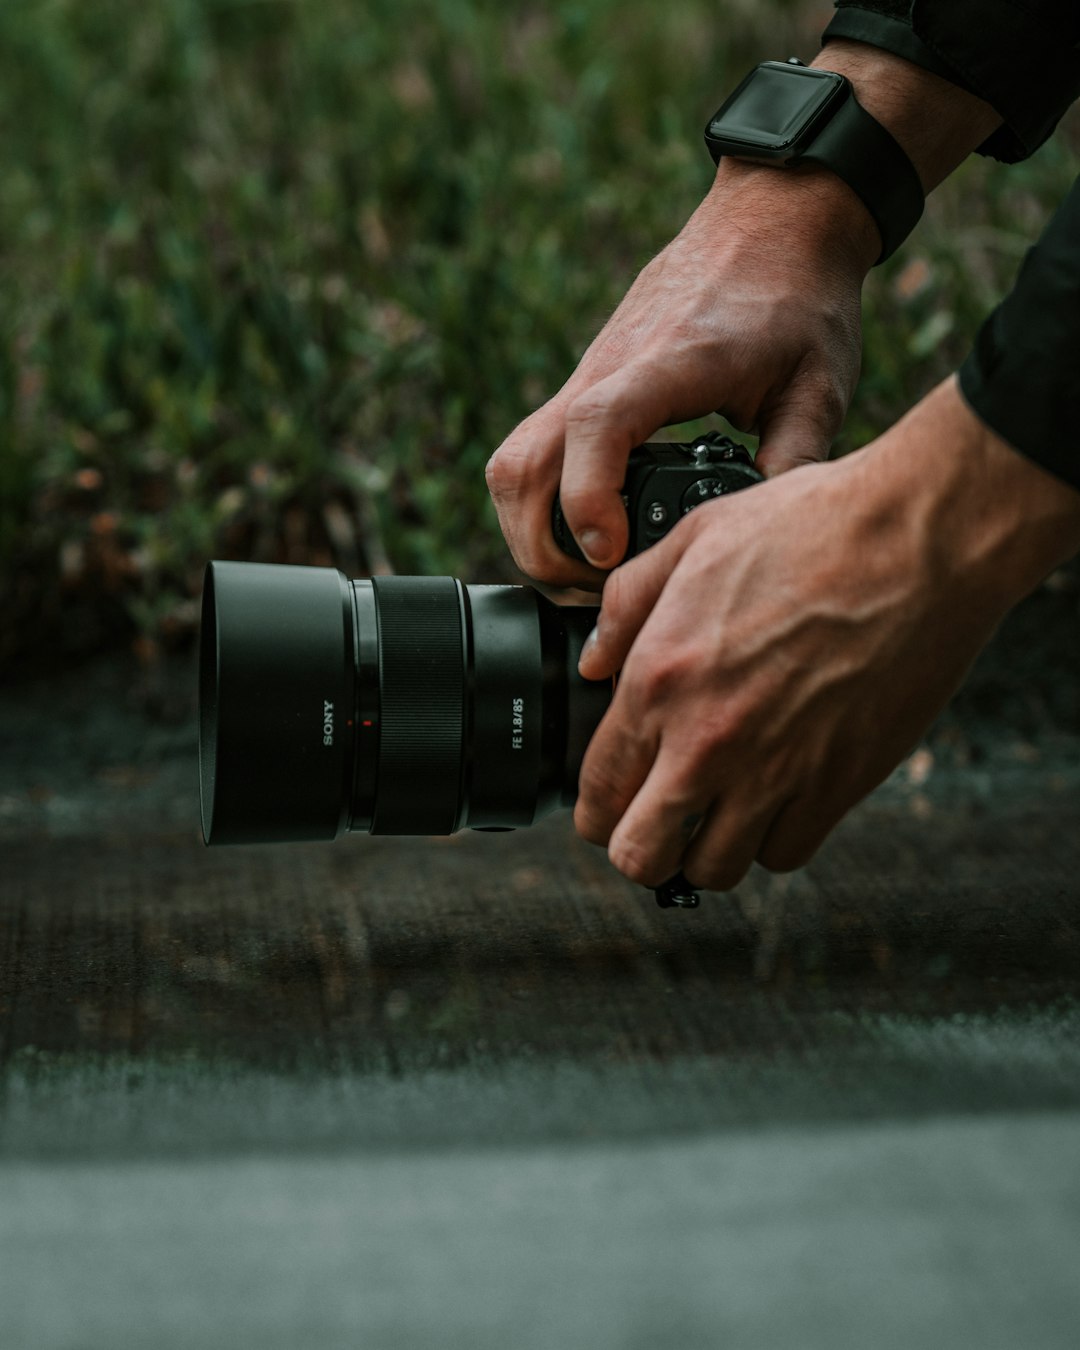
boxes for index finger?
[573,693,657,850]
[559,365,673,570]
[486,402,603,588]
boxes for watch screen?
[709,65,841,151]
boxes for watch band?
[797,87,924,263]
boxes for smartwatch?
[704,58,924,264]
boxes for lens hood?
[199,561,356,844]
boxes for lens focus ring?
[371,576,465,835]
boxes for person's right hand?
[485,159,881,589]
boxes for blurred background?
[3,0,1078,677]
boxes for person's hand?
[485,159,880,590]
[485,37,1005,592]
[573,377,1080,889]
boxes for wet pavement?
[2,640,1079,1348]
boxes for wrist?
[858,378,1080,615]
[702,156,880,277]
[952,387,1080,607]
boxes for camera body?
[551,431,762,563]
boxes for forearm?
[810,39,1002,192]
[854,378,1080,616]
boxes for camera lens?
[198,561,609,844]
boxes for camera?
[551,432,761,563]
[198,434,763,908]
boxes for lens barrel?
[199,561,608,845]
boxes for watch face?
[707,63,844,156]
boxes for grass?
[1,0,1077,669]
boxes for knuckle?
[651,756,708,812]
[573,805,611,849]
[630,659,738,733]
[484,440,532,500]
[684,821,757,894]
[608,838,662,888]
[485,406,563,501]
[697,703,743,753]
[795,362,849,435]
[564,387,621,437]
[576,759,624,823]
[633,651,695,707]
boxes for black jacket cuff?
[823,3,1080,164]
[958,177,1080,496]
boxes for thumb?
[577,534,675,681]
[755,384,839,479]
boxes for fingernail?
[578,528,612,568]
[578,626,599,670]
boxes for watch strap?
[798,90,924,264]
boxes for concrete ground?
[1,642,1079,1349]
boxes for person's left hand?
[573,377,1080,890]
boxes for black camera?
[552,432,761,563]
[198,434,763,909]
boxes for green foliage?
[0,0,1076,663]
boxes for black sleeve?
[822,2,1080,163]
[958,176,1080,495]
